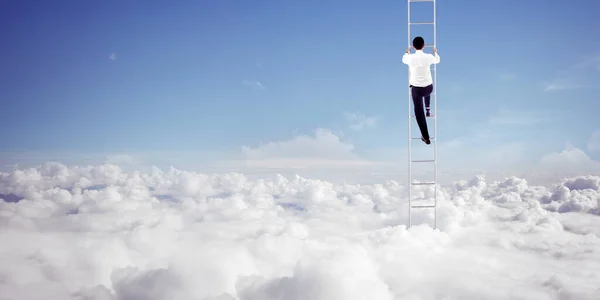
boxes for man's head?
[412,36,425,50]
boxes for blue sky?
[1,0,599,178]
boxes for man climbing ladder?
[402,36,440,145]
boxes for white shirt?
[402,50,440,87]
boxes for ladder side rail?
[433,0,437,229]
[407,0,438,229]
[407,0,412,228]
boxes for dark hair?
[412,36,425,50]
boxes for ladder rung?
[409,0,434,2]
[411,182,435,185]
[411,205,436,208]
[411,159,435,163]
[409,22,435,25]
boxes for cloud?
[539,145,600,173]
[1,162,600,299]
[487,107,556,126]
[543,53,600,92]
[241,128,356,160]
[242,80,265,91]
[109,53,116,60]
[497,73,516,81]
[588,130,600,153]
[105,154,135,166]
[435,106,566,166]
[543,82,587,92]
[343,112,378,131]
[444,106,555,150]
[432,107,542,168]
[476,142,529,166]
[573,54,600,70]
[236,128,380,170]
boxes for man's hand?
[406,47,412,53]
[433,47,437,53]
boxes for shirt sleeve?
[402,53,411,65]
[431,53,440,64]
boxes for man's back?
[402,50,440,87]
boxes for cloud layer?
[1,162,599,300]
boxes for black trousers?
[410,84,433,140]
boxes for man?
[402,36,440,145]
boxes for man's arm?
[402,47,411,65]
[430,48,440,64]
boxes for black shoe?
[421,137,431,145]
[426,110,431,117]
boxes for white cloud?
[109,53,116,60]
[242,80,265,91]
[105,154,134,166]
[497,73,516,81]
[543,53,600,92]
[539,145,600,174]
[588,130,600,152]
[237,128,381,170]
[543,82,587,92]
[241,128,355,160]
[540,145,592,165]
[440,106,555,155]
[488,107,556,126]
[573,54,600,70]
[343,112,378,131]
[1,162,600,299]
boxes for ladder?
[407,0,437,229]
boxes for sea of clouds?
[1,162,599,300]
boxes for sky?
[1,0,600,183]
[0,163,599,299]
[1,2,600,298]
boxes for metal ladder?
[407,0,437,229]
